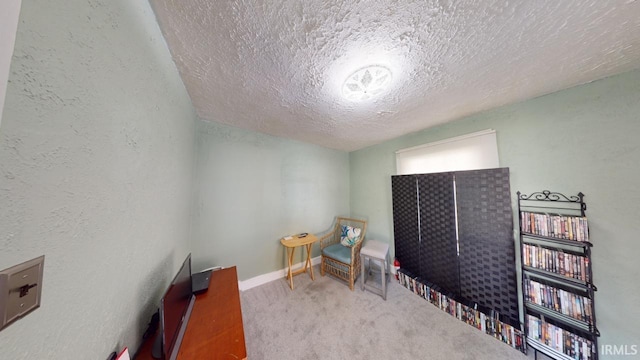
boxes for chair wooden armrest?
[350,238,364,280]
[351,237,364,258]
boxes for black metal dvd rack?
[517,190,599,360]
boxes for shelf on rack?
[523,266,590,289]
[525,302,594,333]
[527,337,585,360]
[521,232,592,247]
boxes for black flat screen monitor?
[152,254,195,360]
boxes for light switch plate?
[0,255,45,331]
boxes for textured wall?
[193,121,350,280]
[0,0,196,358]
[350,69,640,356]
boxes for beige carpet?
[240,266,540,360]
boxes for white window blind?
[395,129,499,175]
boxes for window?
[395,129,499,175]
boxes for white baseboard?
[238,256,322,291]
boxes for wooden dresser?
[135,266,247,359]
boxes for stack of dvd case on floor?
[397,268,526,353]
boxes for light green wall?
[192,121,350,280]
[350,69,640,355]
[0,0,197,358]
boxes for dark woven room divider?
[417,173,459,294]
[391,175,420,276]
[456,168,519,320]
[391,167,518,321]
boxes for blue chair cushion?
[322,243,351,264]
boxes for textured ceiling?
[150,0,640,151]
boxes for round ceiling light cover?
[342,65,392,101]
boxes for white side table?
[360,240,390,300]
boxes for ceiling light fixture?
[342,65,392,101]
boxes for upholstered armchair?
[319,217,367,290]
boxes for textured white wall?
[192,121,350,280]
[0,0,22,128]
[0,0,196,358]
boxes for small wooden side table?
[280,233,318,290]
